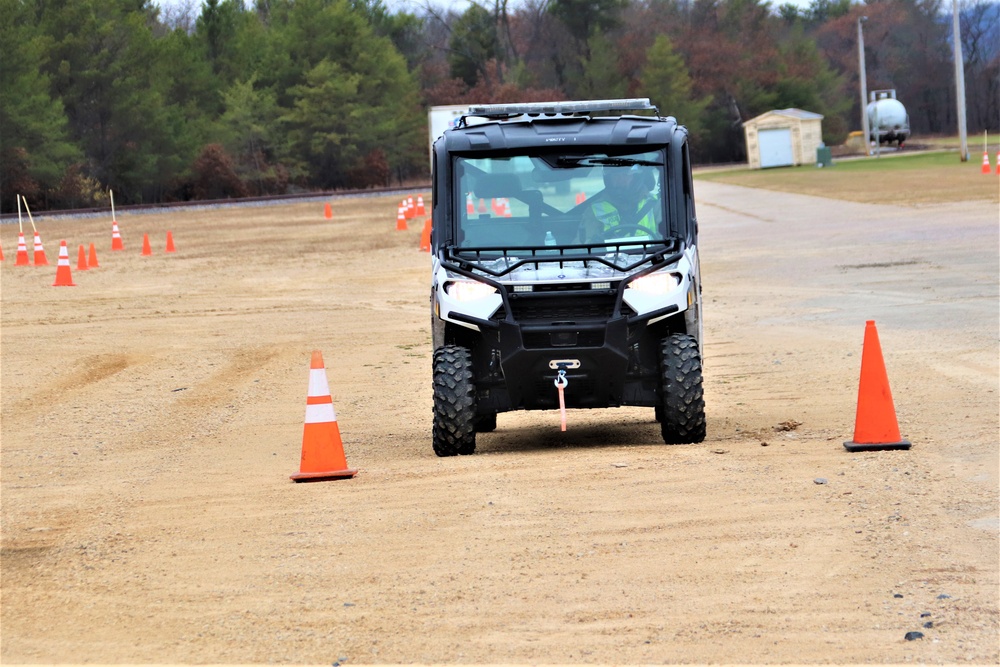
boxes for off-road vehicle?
[429,99,704,456]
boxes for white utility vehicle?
[429,99,705,456]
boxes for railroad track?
[0,183,432,221]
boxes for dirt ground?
[2,182,997,664]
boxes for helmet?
[603,164,653,196]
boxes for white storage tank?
[867,90,910,146]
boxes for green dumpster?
[816,146,833,168]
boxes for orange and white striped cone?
[111,221,124,250]
[290,351,357,482]
[416,195,426,216]
[141,233,152,256]
[52,241,75,286]
[32,232,48,266]
[466,193,474,215]
[407,196,416,219]
[165,231,176,253]
[982,151,991,174]
[396,206,408,231]
[15,233,30,266]
[77,244,89,270]
[88,242,99,268]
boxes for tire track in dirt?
[1,345,296,582]
[174,344,285,409]
[3,353,146,425]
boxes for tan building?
[743,109,824,169]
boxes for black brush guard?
[440,240,684,411]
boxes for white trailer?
[428,105,470,168]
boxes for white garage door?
[758,128,794,168]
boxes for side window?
[431,151,441,210]
[431,150,438,246]
[682,143,696,242]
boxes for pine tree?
[0,0,81,210]
[639,35,711,139]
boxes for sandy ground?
[1,182,997,664]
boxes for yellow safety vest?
[590,199,657,236]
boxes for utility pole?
[858,16,871,157]
[953,0,969,161]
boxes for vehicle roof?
[439,114,679,153]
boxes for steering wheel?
[600,223,652,241]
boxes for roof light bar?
[465,99,657,119]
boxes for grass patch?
[695,150,998,205]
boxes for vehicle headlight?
[445,280,498,302]
[629,272,681,295]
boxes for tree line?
[2,0,997,211]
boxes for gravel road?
[2,183,996,663]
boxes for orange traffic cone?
[844,320,911,452]
[324,202,333,219]
[995,151,999,175]
[396,206,408,231]
[406,196,415,219]
[165,231,175,253]
[141,233,152,256]
[466,193,474,215]
[290,351,357,482]
[77,244,89,270]
[982,151,991,174]
[576,192,587,205]
[0,240,4,261]
[111,221,124,250]
[88,242,99,268]
[32,232,48,266]
[15,233,30,265]
[478,198,487,214]
[420,218,432,252]
[52,241,75,286]
[416,195,426,216]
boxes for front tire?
[432,345,477,456]
[658,334,706,444]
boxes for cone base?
[843,439,911,452]
[290,468,357,482]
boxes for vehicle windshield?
[455,149,667,254]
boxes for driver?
[578,165,658,243]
